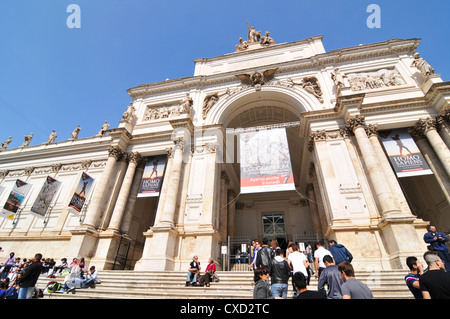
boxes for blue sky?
[0,0,449,149]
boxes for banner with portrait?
[0,179,32,220]
[379,128,433,178]
[30,176,62,218]
[240,128,295,194]
[68,172,94,215]
[137,155,167,197]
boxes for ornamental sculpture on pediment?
[70,125,81,140]
[235,22,276,52]
[411,52,435,76]
[98,121,110,136]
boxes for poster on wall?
[379,128,433,178]
[30,176,62,218]
[239,128,295,194]
[68,172,94,215]
[0,179,32,220]
[137,155,167,197]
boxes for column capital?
[108,145,124,160]
[413,117,437,135]
[365,124,379,137]
[307,130,327,151]
[345,115,366,132]
[127,151,143,165]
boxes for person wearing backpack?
[255,239,274,274]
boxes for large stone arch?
[204,85,319,127]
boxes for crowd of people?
[0,251,99,299]
[251,225,450,300]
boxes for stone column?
[366,124,413,216]
[108,152,143,231]
[414,117,450,178]
[305,182,324,238]
[346,115,401,217]
[120,158,146,234]
[219,171,229,240]
[83,145,123,228]
[437,110,450,148]
[410,128,450,206]
[159,138,185,228]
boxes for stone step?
[36,269,414,299]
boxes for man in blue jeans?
[18,253,43,299]
[269,249,291,299]
[424,225,450,271]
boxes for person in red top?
[199,258,216,287]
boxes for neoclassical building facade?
[1,30,449,272]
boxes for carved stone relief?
[144,94,193,122]
[346,68,405,91]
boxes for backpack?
[46,281,62,293]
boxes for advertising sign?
[137,155,167,197]
[240,128,295,194]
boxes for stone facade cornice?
[127,38,420,100]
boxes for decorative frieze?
[143,94,193,122]
[346,69,405,92]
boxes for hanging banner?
[30,176,61,218]
[1,179,32,220]
[240,128,295,194]
[137,155,167,197]
[68,172,94,215]
[379,128,433,178]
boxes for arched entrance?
[207,86,323,268]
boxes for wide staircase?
[37,269,414,299]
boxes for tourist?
[81,266,99,288]
[317,254,343,299]
[404,256,424,299]
[186,255,201,286]
[249,240,260,270]
[338,261,373,299]
[18,253,43,299]
[1,252,16,279]
[328,240,353,265]
[199,258,216,287]
[269,249,291,299]
[292,271,325,299]
[423,225,450,271]
[419,251,450,299]
[314,241,332,278]
[49,257,68,276]
[255,239,274,274]
[288,243,309,295]
[253,266,281,299]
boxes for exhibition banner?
[137,155,167,197]
[1,179,32,220]
[68,172,94,215]
[379,128,433,178]
[240,128,295,194]
[30,176,61,218]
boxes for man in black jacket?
[270,249,291,299]
[255,239,273,273]
[18,253,43,299]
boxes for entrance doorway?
[262,213,287,249]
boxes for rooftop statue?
[411,52,435,76]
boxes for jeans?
[271,283,288,299]
[18,287,35,299]
[186,272,198,283]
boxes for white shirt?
[314,246,332,268]
[288,251,308,277]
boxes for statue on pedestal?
[22,133,34,147]
[47,130,57,144]
[71,125,81,139]
[1,136,12,151]
[98,121,110,136]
